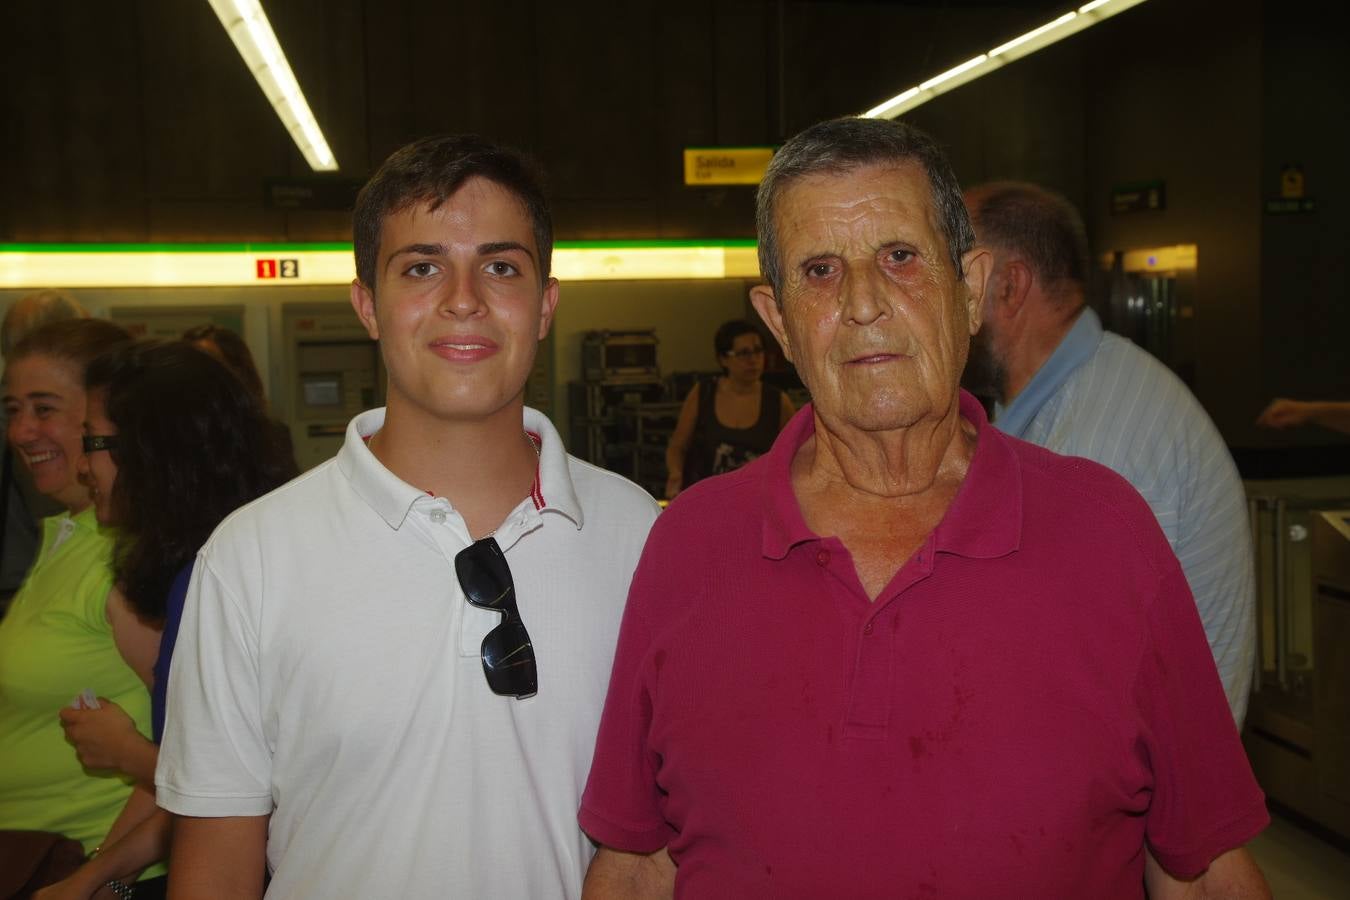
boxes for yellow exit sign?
[683,147,775,186]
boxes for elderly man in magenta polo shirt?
[578,117,1271,899]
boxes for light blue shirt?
[995,308,1256,725]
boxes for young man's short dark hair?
[352,135,554,291]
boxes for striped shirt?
[995,308,1256,725]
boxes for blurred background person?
[2,290,90,358]
[664,318,795,499]
[0,289,89,612]
[36,340,297,899]
[0,319,164,889]
[179,324,265,405]
[181,323,294,460]
[1256,398,1350,436]
[963,180,1255,724]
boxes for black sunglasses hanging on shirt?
[453,536,538,699]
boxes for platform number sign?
[256,258,300,279]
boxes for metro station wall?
[1256,3,1350,451]
[1082,0,1266,449]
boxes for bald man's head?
[2,289,89,356]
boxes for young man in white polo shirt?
[156,135,660,899]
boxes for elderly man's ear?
[959,247,993,334]
[749,283,793,365]
[969,250,1032,330]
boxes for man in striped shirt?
[963,181,1255,725]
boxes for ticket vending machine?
[281,304,384,471]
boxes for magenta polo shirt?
[580,391,1267,899]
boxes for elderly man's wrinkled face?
[754,162,986,435]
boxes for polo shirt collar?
[525,407,584,529]
[931,391,1022,559]
[337,406,584,531]
[993,306,1102,438]
[759,406,817,559]
[759,390,1022,561]
[71,505,101,531]
[50,504,102,545]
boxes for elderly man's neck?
[792,402,977,601]
[798,401,976,500]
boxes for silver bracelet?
[104,879,136,900]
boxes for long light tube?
[863,0,1151,119]
[206,0,338,171]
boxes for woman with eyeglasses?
[0,319,161,892]
[664,318,796,500]
[33,340,297,899]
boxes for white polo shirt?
[156,407,660,899]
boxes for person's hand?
[1256,398,1311,429]
[664,473,682,500]
[30,869,117,900]
[31,878,88,900]
[58,700,143,771]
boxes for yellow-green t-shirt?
[0,507,155,853]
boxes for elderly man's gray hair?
[755,117,975,296]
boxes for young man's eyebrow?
[478,241,535,262]
[383,243,446,272]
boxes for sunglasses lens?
[481,619,537,698]
[455,540,512,610]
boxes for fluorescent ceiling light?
[206,0,338,171]
[863,0,1151,119]
[919,55,989,92]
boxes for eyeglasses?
[724,347,765,360]
[453,536,537,699]
[82,435,118,453]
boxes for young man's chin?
[390,386,532,426]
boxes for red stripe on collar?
[527,430,545,510]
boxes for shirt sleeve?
[1136,561,1269,877]
[578,546,675,852]
[155,553,273,817]
[1169,458,1257,726]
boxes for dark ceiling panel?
[0,0,1239,244]
[7,2,147,239]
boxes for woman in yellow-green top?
[0,507,145,838]
[0,319,164,895]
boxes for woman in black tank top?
[665,320,795,499]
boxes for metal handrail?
[1248,497,1263,695]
